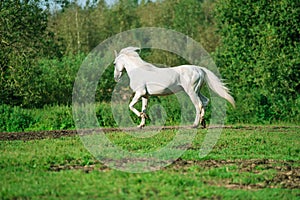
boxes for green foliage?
[0,0,63,107]
[37,54,85,106]
[0,104,33,132]
[215,0,300,123]
[0,53,84,108]
[96,102,117,127]
[0,97,207,132]
[0,105,75,132]
[28,105,75,131]
[48,0,219,54]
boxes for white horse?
[113,47,235,128]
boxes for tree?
[0,0,62,107]
[136,0,219,52]
[215,0,300,123]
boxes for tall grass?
[0,95,194,132]
[1,93,298,133]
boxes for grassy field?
[0,126,299,199]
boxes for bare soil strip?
[0,125,298,141]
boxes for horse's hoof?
[201,118,206,128]
[191,124,199,129]
[137,125,145,129]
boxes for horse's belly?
[146,83,182,96]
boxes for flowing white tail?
[200,67,235,107]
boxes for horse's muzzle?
[114,76,121,82]
[114,71,122,82]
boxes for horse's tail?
[199,67,235,107]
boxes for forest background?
[0,0,299,132]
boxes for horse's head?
[113,47,141,82]
[113,50,125,82]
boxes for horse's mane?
[118,47,156,71]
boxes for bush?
[96,103,117,127]
[215,0,300,124]
[0,104,33,132]
[34,54,85,106]
[0,54,84,108]
[28,105,75,131]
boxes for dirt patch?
[1,125,299,141]
[0,129,77,141]
[49,158,300,189]
[0,126,183,141]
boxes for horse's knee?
[199,93,209,107]
[129,104,134,111]
[128,106,132,112]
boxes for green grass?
[0,127,299,199]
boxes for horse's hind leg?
[199,93,209,128]
[186,91,202,128]
[200,107,206,128]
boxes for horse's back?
[173,65,205,84]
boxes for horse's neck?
[123,58,139,72]
[124,56,155,72]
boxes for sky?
[76,0,117,7]
[77,0,152,7]
[78,0,117,6]
[41,0,117,11]
[44,0,152,11]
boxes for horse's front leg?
[139,97,148,128]
[129,91,147,128]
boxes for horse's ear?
[136,47,141,54]
[132,47,141,53]
[114,50,118,58]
